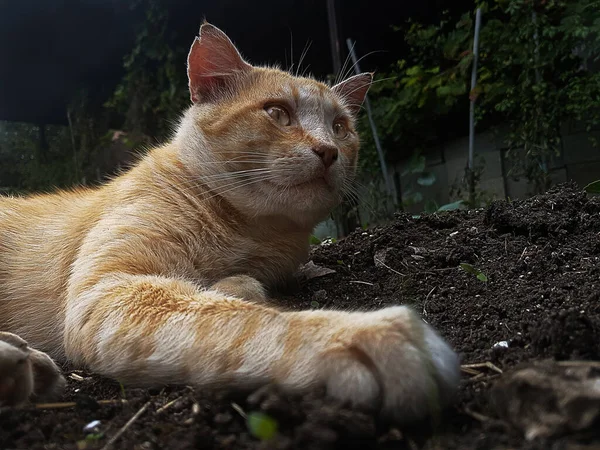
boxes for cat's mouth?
[268,175,332,190]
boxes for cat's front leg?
[0,332,66,406]
[65,273,459,422]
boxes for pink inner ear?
[187,24,251,103]
[332,73,373,115]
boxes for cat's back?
[0,189,101,354]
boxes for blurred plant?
[362,0,600,203]
[105,0,188,140]
[584,179,600,194]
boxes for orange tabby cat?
[0,23,460,421]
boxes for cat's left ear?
[332,73,374,116]
[187,22,252,104]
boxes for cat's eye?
[333,122,348,139]
[265,105,291,126]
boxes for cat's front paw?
[0,332,65,406]
[322,306,461,422]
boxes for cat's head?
[176,22,372,230]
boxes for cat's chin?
[267,176,332,191]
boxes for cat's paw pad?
[0,332,65,406]
[324,306,461,422]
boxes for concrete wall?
[394,125,600,213]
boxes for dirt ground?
[1,182,599,450]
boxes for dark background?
[0,0,470,126]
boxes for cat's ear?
[332,73,374,116]
[187,22,252,104]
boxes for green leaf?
[309,235,322,245]
[438,200,464,211]
[311,300,320,308]
[247,412,278,441]
[584,179,600,194]
[459,263,478,275]
[459,263,488,282]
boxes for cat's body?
[0,147,308,356]
[0,23,460,422]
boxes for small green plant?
[76,433,104,450]
[247,412,278,440]
[119,382,127,399]
[584,179,600,194]
[459,263,488,282]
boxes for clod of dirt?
[490,361,600,441]
[485,182,589,238]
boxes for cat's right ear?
[187,23,252,104]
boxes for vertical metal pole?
[468,8,482,204]
[346,38,397,205]
[327,0,355,235]
[326,0,342,75]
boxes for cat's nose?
[312,145,338,169]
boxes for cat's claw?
[322,306,461,422]
[0,332,66,407]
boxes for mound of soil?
[2,182,600,449]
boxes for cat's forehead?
[253,69,342,112]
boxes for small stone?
[83,420,101,433]
[492,341,509,350]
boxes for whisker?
[197,175,283,203]
[339,50,386,85]
[296,40,312,77]
[336,40,356,85]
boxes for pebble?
[83,420,101,433]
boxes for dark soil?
[2,182,600,450]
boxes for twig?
[34,399,127,410]
[374,257,405,276]
[422,286,437,317]
[101,401,150,450]
[348,280,374,286]
[463,373,500,384]
[231,402,247,419]
[518,246,528,261]
[156,397,181,414]
[463,407,493,423]
[461,362,503,374]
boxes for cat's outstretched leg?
[65,273,460,422]
[0,332,66,406]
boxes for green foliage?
[584,179,600,194]
[363,0,600,201]
[105,0,188,139]
[0,121,79,192]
